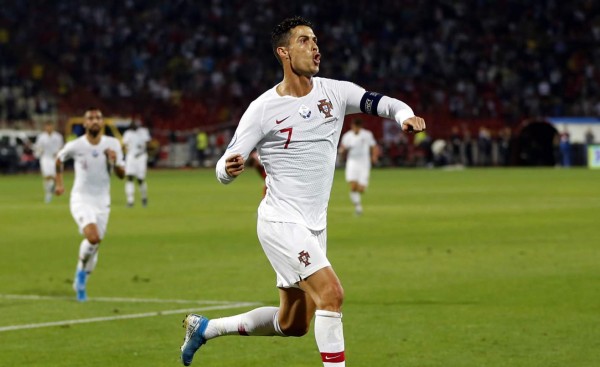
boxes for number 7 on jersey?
[279,127,293,149]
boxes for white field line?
[0,294,229,304]
[0,302,260,333]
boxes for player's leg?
[200,287,312,339]
[348,181,362,213]
[125,175,135,207]
[346,161,363,214]
[180,220,321,365]
[138,178,148,207]
[300,266,346,366]
[352,165,371,216]
[180,280,315,366]
[43,176,55,203]
[270,222,345,366]
[41,157,56,203]
[70,203,106,302]
[125,155,136,206]
[72,223,101,302]
[137,158,148,206]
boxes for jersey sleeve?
[340,80,415,126]
[56,141,75,163]
[216,101,265,184]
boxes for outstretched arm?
[343,82,426,132]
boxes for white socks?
[139,182,148,200]
[77,239,99,273]
[349,192,360,206]
[125,181,135,204]
[201,307,346,366]
[315,310,345,366]
[126,181,148,204]
[203,306,285,339]
[44,179,54,203]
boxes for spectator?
[559,127,571,167]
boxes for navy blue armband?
[360,92,383,116]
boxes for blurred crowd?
[1,0,599,167]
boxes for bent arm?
[55,157,65,196]
[343,81,425,131]
[105,144,126,179]
[54,142,74,196]
[114,165,125,179]
[216,103,264,184]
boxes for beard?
[88,126,101,137]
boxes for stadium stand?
[1,1,599,167]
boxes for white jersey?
[341,128,376,166]
[57,135,124,207]
[36,131,64,159]
[216,77,414,230]
[122,127,150,158]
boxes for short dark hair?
[84,108,102,117]
[271,16,314,65]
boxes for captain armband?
[359,91,384,116]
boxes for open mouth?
[313,53,321,65]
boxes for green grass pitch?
[1,167,599,366]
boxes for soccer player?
[122,120,151,207]
[180,16,425,366]
[35,122,64,203]
[54,108,125,302]
[339,118,378,215]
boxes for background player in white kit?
[122,120,151,207]
[55,108,125,301]
[180,16,426,366]
[35,122,64,203]
[339,118,378,216]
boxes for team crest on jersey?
[298,104,311,119]
[92,150,99,158]
[298,250,311,266]
[317,99,333,118]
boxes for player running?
[35,122,64,203]
[180,16,425,366]
[339,118,378,216]
[55,108,125,301]
[122,120,151,207]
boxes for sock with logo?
[203,306,286,339]
[77,239,99,271]
[315,310,345,366]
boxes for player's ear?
[276,46,289,61]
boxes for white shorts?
[70,201,110,239]
[40,156,56,177]
[345,160,371,186]
[125,154,148,179]
[257,219,331,288]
